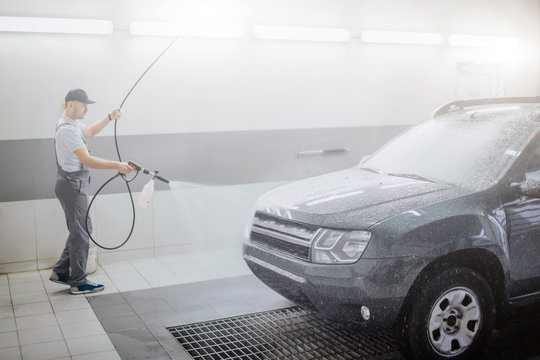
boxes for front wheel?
[397,267,495,359]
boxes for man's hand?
[117,162,134,175]
[109,108,122,121]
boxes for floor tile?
[92,303,135,320]
[98,315,145,333]
[13,301,53,317]
[0,331,18,349]
[0,275,7,286]
[108,331,169,359]
[0,295,12,307]
[20,340,70,360]
[101,261,135,274]
[9,281,44,296]
[8,271,42,285]
[0,346,21,360]
[72,350,121,360]
[11,291,48,306]
[0,306,14,320]
[65,334,115,356]
[0,286,10,297]
[18,325,63,346]
[15,313,58,331]
[59,320,106,339]
[128,298,173,315]
[0,318,16,333]
[85,293,126,308]
[55,308,97,325]
[50,297,91,312]
[121,288,160,304]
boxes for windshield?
[360,114,538,190]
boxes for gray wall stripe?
[0,125,409,202]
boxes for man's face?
[67,101,88,120]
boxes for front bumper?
[243,240,425,328]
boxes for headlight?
[311,229,371,264]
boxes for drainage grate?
[167,306,399,360]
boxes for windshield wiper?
[385,172,438,183]
[359,166,382,174]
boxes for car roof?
[432,97,540,120]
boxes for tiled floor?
[0,245,277,360]
[5,246,540,360]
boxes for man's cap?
[65,89,96,104]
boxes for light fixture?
[130,21,245,39]
[253,25,350,42]
[0,16,113,34]
[448,34,518,49]
[361,30,442,45]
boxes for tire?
[397,267,495,360]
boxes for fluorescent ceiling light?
[448,34,518,49]
[361,31,442,45]
[130,21,245,39]
[0,16,113,34]
[253,25,350,42]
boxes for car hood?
[256,168,466,229]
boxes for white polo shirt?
[55,114,88,172]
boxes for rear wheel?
[398,267,495,359]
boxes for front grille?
[250,212,320,261]
[167,306,398,359]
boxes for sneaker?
[49,272,70,286]
[70,281,105,295]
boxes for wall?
[1,0,539,273]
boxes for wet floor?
[88,275,540,360]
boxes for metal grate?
[167,306,399,360]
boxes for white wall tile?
[98,248,153,264]
[0,201,36,263]
[34,199,68,263]
[93,192,153,252]
[0,261,37,275]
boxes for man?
[50,88,133,294]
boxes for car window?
[360,115,539,190]
[526,146,540,176]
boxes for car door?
[503,144,540,298]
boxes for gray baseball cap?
[65,88,96,104]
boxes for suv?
[243,97,540,359]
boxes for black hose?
[84,0,208,250]
[84,37,182,250]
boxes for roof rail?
[431,96,540,118]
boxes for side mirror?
[512,173,540,198]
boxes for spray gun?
[128,161,170,208]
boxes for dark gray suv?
[243,97,540,359]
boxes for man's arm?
[83,109,121,138]
[74,148,133,174]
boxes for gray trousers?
[53,167,92,287]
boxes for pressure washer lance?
[127,161,169,208]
